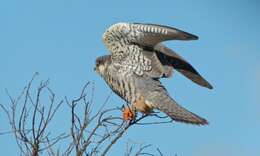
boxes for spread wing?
[103,22,212,89]
[127,23,198,46]
[103,22,197,51]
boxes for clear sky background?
[0,0,259,155]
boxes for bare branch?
[1,73,65,156]
[1,74,170,156]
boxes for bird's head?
[94,55,112,76]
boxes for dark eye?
[96,60,100,66]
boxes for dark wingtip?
[201,80,213,90]
[202,79,214,89]
[191,34,199,40]
[173,27,199,40]
[182,31,199,40]
[192,117,209,126]
[199,118,209,125]
[206,84,214,90]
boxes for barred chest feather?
[103,67,138,104]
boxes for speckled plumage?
[95,23,213,125]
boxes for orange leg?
[122,106,136,121]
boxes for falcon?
[95,22,213,125]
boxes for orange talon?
[122,106,135,121]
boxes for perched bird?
[95,22,212,125]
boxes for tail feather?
[151,91,208,125]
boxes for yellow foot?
[122,106,135,121]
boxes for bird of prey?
[95,22,212,125]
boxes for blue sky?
[0,0,259,155]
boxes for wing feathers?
[141,50,168,78]
[154,44,213,89]
[133,23,198,39]
[103,23,198,48]
[131,23,198,47]
[103,23,213,89]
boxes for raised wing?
[102,22,212,89]
[102,22,198,73]
[130,23,198,47]
[103,23,198,50]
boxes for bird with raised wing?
[95,22,212,125]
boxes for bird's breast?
[105,71,137,104]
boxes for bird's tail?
[150,91,208,125]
